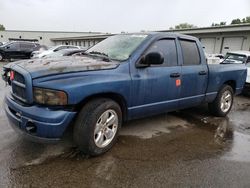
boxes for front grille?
[12,85,26,99]
[14,72,25,84]
[11,71,27,103]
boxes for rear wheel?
[208,85,234,117]
[73,98,122,156]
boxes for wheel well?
[224,80,236,93]
[75,93,128,122]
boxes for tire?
[208,85,234,117]
[73,98,122,156]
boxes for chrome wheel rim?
[94,109,118,148]
[220,90,232,113]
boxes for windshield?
[222,53,247,64]
[86,34,148,61]
[48,46,59,51]
[1,42,12,47]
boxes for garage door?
[221,37,244,54]
[200,38,216,54]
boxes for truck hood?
[13,56,119,78]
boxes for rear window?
[223,53,247,64]
[180,40,200,65]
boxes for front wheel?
[73,98,122,156]
[208,85,234,117]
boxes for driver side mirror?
[139,52,164,67]
[5,46,10,49]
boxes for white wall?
[0,30,101,47]
[193,32,250,54]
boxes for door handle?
[199,71,207,75]
[170,73,181,78]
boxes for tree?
[220,22,226,25]
[231,18,242,24]
[242,16,250,23]
[0,24,5,31]
[230,16,250,24]
[246,16,250,23]
[170,23,197,30]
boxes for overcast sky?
[0,0,249,33]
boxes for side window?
[146,39,178,67]
[8,43,20,50]
[20,43,35,50]
[180,40,200,66]
[68,46,78,49]
[56,46,66,51]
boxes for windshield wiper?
[88,51,108,57]
[88,51,111,62]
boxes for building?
[51,34,113,48]
[1,24,250,54]
[0,30,102,47]
[164,23,250,54]
[51,24,250,54]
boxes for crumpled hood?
[13,56,119,78]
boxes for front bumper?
[4,93,76,142]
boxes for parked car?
[4,33,247,156]
[42,48,87,58]
[222,51,250,90]
[31,45,81,59]
[0,41,41,61]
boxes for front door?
[130,38,181,119]
[5,42,20,59]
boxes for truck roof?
[122,32,199,41]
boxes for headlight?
[33,87,68,105]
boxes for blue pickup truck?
[3,33,247,156]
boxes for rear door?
[20,42,36,58]
[178,39,208,108]
[130,38,181,118]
